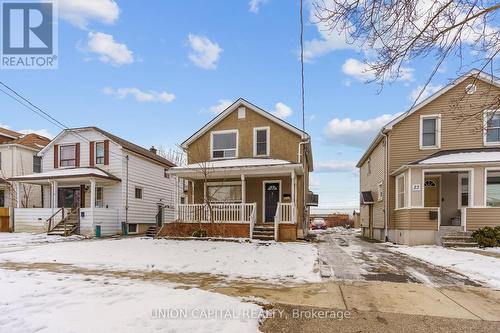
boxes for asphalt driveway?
[316,229,482,287]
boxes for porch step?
[252,224,275,241]
[48,223,78,236]
[145,226,159,238]
[443,241,479,248]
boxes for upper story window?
[60,145,76,167]
[377,181,384,201]
[254,127,269,156]
[95,142,105,164]
[396,174,406,209]
[211,130,238,159]
[420,115,441,149]
[484,111,500,145]
[135,187,143,199]
[33,156,42,173]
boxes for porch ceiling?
[9,167,121,185]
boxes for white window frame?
[419,114,441,150]
[484,167,500,207]
[457,174,469,208]
[95,141,105,165]
[395,173,406,209]
[127,223,138,234]
[210,129,239,160]
[253,126,270,157]
[59,144,76,167]
[95,187,104,208]
[483,110,500,146]
[377,180,384,201]
[205,181,242,203]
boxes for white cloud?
[409,83,444,103]
[249,0,268,13]
[18,129,54,139]
[316,161,357,173]
[342,58,414,82]
[85,32,134,66]
[324,113,401,148]
[208,99,233,114]
[60,0,119,28]
[102,87,175,103]
[272,102,293,119]
[187,34,222,70]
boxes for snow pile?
[0,269,262,333]
[390,245,500,289]
[0,238,320,282]
[0,233,83,253]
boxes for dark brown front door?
[58,188,81,208]
[264,182,280,223]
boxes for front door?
[264,182,280,223]
[424,176,440,207]
[58,188,81,208]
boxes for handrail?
[46,208,63,234]
[274,203,281,241]
[249,203,257,238]
[48,207,80,236]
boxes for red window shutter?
[53,145,59,169]
[104,139,109,165]
[89,141,95,166]
[75,143,80,167]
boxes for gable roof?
[9,133,50,150]
[39,127,175,167]
[181,98,309,148]
[356,69,500,167]
[0,127,22,140]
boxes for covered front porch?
[168,159,304,240]
[392,149,500,244]
[10,167,122,237]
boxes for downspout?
[381,131,389,241]
[125,154,129,224]
[298,137,310,236]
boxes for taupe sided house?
[357,69,500,245]
[166,98,316,241]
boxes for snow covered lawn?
[389,245,500,289]
[0,238,320,282]
[0,268,262,333]
[0,233,83,253]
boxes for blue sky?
[0,0,474,212]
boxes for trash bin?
[95,225,101,238]
[121,222,127,235]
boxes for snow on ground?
[0,233,83,253]
[389,245,500,289]
[0,268,262,333]
[0,237,320,282]
[308,227,361,235]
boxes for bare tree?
[157,145,187,167]
[314,0,500,120]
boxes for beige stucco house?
[357,70,500,245]
[166,98,316,241]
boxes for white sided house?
[10,127,180,237]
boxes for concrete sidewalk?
[216,280,500,321]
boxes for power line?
[300,0,305,134]
[0,81,125,163]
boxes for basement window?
[127,223,138,234]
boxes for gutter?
[382,131,389,241]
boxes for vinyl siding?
[187,106,303,164]
[122,151,177,224]
[359,139,385,228]
[466,208,500,230]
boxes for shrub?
[472,226,500,247]
[192,228,207,238]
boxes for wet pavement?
[316,230,482,287]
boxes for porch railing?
[176,203,257,224]
[274,203,296,241]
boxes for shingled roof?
[9,133,50,150]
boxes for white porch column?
[15,182,21,208]
[191,181,195,204]
[291,170,296,224]
[51,180,58,212]
[241,174,246,223]
[90,178,96,216]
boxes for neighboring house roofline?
[356,69,500,168]
[38,126,176,168]
[0,127,22,140]
[180,98,310,148]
